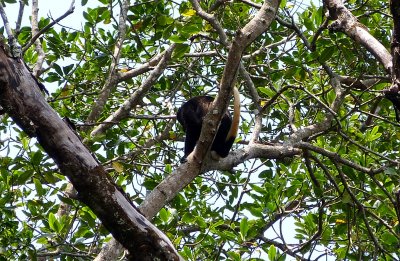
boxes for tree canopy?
[0,0,399,260]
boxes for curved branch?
[140,142,300,219]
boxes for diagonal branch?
[90,44,176,137]
[324,0,392,73]
[0,44,182,260]
[0,2,20,57]
[139,0,282,220]
[85,0,130,126]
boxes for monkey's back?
[177,95,233,158]
[177,96,214,130]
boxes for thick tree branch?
[0,2,20,57]
[139,0,282,219]
[390,0,400,81]
[389,0,400,224]
[140,142,300,219]
[324,0,392,73]
[117,51,166,81]
[193,0,281,161]
[0,47,182,260]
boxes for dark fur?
[177,96,235,162]
[384,90,400,121]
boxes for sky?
[4,0,89,31]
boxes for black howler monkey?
[177,87,240,162]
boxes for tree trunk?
[0,46,181,261]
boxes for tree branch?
[30,0,46,77]
[324,0,392,73]
[0,45,182,260]
[89,44,176,137]
[85,0,129,126]
[139,0,282,221]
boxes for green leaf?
[83,11,92,23]
[210,220,224,231]
[36,237,48,245]
[239,217,249,240]
[157,15,174,26]
[342,191,352,204]
[258,87,275,98]
[371,125,379,135]
[169,35,187,44]
[16,170,34,185]
[182,212,194,223]
[165,164,172,174]
[48,212,57,231]
[268,245,277,261]
[159,208,169,223]
[63,64,74,75]
[320,47,333,63]
[21,136,30,150]
[31,151,43,165]
[227,251,241,261]
[196,216,207,229]
[381,232,398,245]
[33,178,46,197]
[172,43,190,58]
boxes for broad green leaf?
[159,208,170,223]
[33,178,45,197]
[239,217,249,239]
[48,212,57,231]
[268,245,277,261]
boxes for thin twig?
[31,0,46,77]
[15,0,25,33]
[297,141,387,175]
[0,4,13,39]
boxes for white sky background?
[4,0,88,32]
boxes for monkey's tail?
[226,87,240,141]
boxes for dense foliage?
[0,0,399,260]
